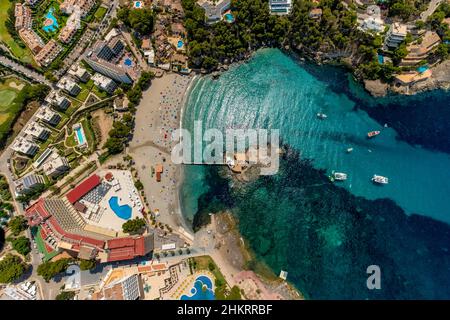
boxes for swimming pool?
[417,65,429,73]
[124,58,133,67]
[180,275,215,300]
[224,13,235,23]
[75,125,86,145]
[133,1,142,8]
[109,196,132,220]
[177,40,184,49]
[377,54,384,64]
[42,8,58,33]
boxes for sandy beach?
[129,72,194,235]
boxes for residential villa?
[14,3,33,31]
[197,0,231,24]
[10,136,40,156]
[401,31,441,66]
[35,106,61,126]
[92,73,118,94]
[113,96,129,112]
[45,90,71,110]
[57,76,82,96]
[24,121,51,141]
[18,29,44,54]
[42,154,70,178]
[34,39,63,67]
[68,64,91,83]
[269,0,292,15]
[309,8,323,20]
[360,16,384,33]
[384,22,407,49]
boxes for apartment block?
[19,29,44,54]
[35,39,62,67]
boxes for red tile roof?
[106,237,147,262]
[66,174,101,204]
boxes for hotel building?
[84,38,132,84]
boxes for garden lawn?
[94,6,108,21]
[0,78,28,143]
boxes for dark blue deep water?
[180,49,450,299]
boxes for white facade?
[10,137,39,156]
[385,23,407,48]
[92,73,117,93]
[24,121,51,140]
[269,0,292,15]
[43,153,70,178]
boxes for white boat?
[372,175,389,184]
[317,112,327,119]
[346,147,353,153]
[333,172,347,181]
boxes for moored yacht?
[372,175,389,184]
[317,112,327,119]
[367,131,380,138]
[330,171,347,181]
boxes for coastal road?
[0,55,53,88]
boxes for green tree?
[122,217,146,234]
[12,236,31,256]
[435,43,449,60]
[0,254,26,283]
[55,291,76,300]
[105,137,124,154]
[79,259,97,271]
[37,259,71,282]
[8,216,28,236]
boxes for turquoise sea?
[180,49,450,299]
